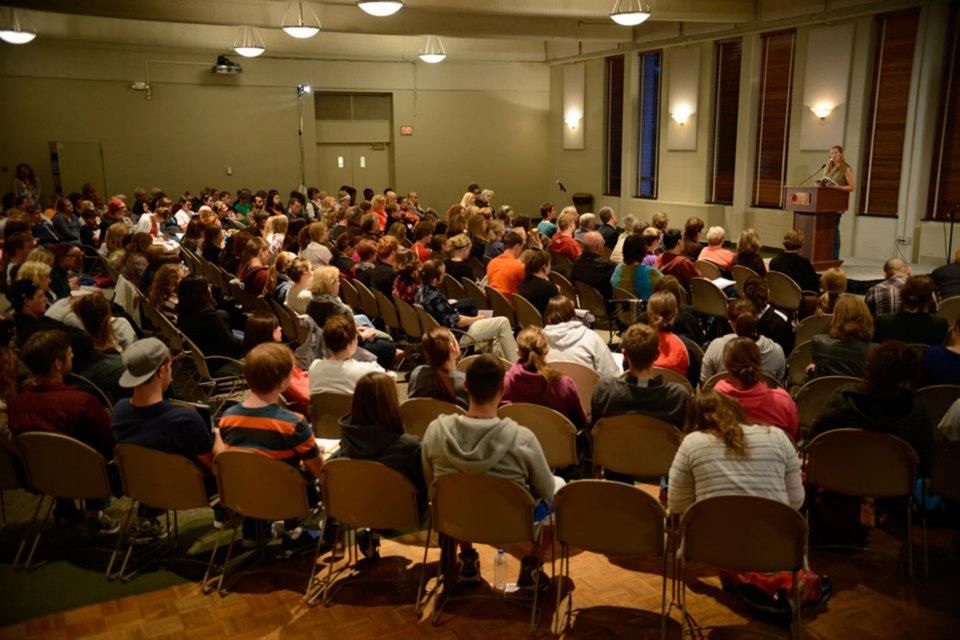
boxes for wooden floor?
[2,523,958,640]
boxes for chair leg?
[303,516,328,605]
[216,522,242,596]
[906,499,914,581]
[13,495,46,569]
[106,501,137,580]
[660,551,669,640]
[202,513,235,594]
[791,569,802,640]
[415,520,436,617]
[15,496,55,571]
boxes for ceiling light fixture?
[609,0,652,27]
[418,35,447,64]
[233,25,265,57]
[0,8,37,45]
[357,1,404,18]
[281,1,321,39]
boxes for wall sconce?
[564,109,582,130]
[671,104,694,126]
[810,102,834,119]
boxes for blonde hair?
[105,222,131,252]
[25,248,54,266]
[705,226,725,246]
[737,228,761,254]
[557,211,577,232]
[265,215,288,237]
[685,392,748,457]
[516,327,560,386]
[16,261,52,287]
[444,233,472,257]
[829,294,874,341]
[816,267,847,316]
[308,266,341,296]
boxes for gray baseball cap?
[119,338,171,388]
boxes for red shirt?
[653,331,690,377]
[549,233,582,261]
[486,253,526,297]
[412,242,431,263]
[8,382,114,459]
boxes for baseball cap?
[119,338,170,388]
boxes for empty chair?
[794,375,862,434]
[338,277,361,312]
[108,444,212,581]
[512,293,543,328]
[592,415,682,479]
[498,403,578,469]
[553,480,667,637]
[393,294,425,343]
[804,429,919,578]
[14,433,115,570]
[417,474,545,631]
[310,392,353,439]
[694,259,722,280]
[178,333,246,409]
[689,277,728,321]
[485,286,517,326]
[205,450,325,598]
[317,459,422,605]
[461,277,489,310]
[651,366,695,395]
[574,281,613,335]
[549,360,600,418]
[373,289,403,334]
[677,495,807,640]
[917,385,960,429]
[767,271,803,313]
[352,279,380,320]
[399,397,465,440]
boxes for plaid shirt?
[393,274,420,305]
[865,275,906,316]
[416,284,459,328]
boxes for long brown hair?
[723,337,762,388]
[147,263,182,308]
[421,327,458,403]
[516,327,560,386]
[71,292,115,350]
[351,372,404,435]
[646,291,677,332]
[685,391,748,457]
[829,294,873,341]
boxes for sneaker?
[93,511,121,536]
[212,505,226,530]
[516,556,549,591]
[357,529,381,560]
[280,526,323,558]
[129,518,169,545]
[457,549,481,585]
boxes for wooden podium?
[783,186,849,270]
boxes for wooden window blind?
[927,4,960,221]
[860,8,920,217]
[605,55,625,197]
[752,30,795,208]
[636,50,662,199]
[709,38,743,205]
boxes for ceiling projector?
[213,55,243,75]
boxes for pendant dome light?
[357,1,404,18]
[234,25,266,57]
[0,8,37,45]
[418,35,446,63]
[609,0,652,27]
[282,1,321,39]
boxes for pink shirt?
[714,379,800,442]
[699,245,736,270]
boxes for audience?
[421,354,558,588]
[370,236,400,298]
[817,267,847,316]
[486,231,526,298]
[656,229,700,289]
[922,316,960,385]
[443,233,475,282]
[865,257,910,317]
[571,231,616,300]
[647,291,700,387]
[733,228,766,275]
[596,207,619,249]
[700,299,786,383]
[680,217,704,261]
[698,226,735,271]
[873,275,947,345]
[810,295,875,378]
[713,338,799,441]
[309,315,388,395]
[609,213,637,264]
[244,313,309,414]
[517,249,559,315]
[743,275,794,355]
[541,296,620,378]
[549,210,582,262]
[610,234,662,301]
[769,229,819,293]
[502,327,587,430]
[652,276,704,345]
[407,327,468,408]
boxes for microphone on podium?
[799,163,826,186]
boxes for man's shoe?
[129,518,169,545]
[516,556,549,591]
[93,511,121,536]
[357,529,381,560]
[457,549,481,585]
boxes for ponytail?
[516,327,560,387]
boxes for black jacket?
[571,252,616,301]
[769,252,820,293]
[337,415,427,509]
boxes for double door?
[316,144,391,194]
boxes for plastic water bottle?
[493,549,507,592]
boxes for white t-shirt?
[174,210,192,227]
[301,242,332,267]
[308,357,386,395]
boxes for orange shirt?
[486,253,525,297]
[653,331,690,377]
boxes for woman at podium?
[818,145,855,260]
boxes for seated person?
[243,314,310,415]
[816,267,847,316]
[590,322,689,429]
[502,327,587,431]
[713,338,799,441]
[733,228,766,276]
[407,327,468,408]
[541,296,620,378]
[743,275,794,356]
[655,229,700,290]
[646,291,701,387]
[8,329,116,532]
[698,226,735,271]
[486,231,526,298]
[700,300,786,384]
[370,236,399,298]
[70,292,128,401]
[421,355,559,589]
[874,275,948,346]
[571,231,616,301]
[810,295,875,378]
[219,342,324,550]
[309,315,389,395]
[922,316,960,385]
[177,276,244,362]
[517,249,559,316]
[416,260,518,361]
[611,234,662,301]
[651,276,705,345]
[336,371,427,558]
[769,229,820,293]
[939,398,960,442]
[112,338,225,535]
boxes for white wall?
[0,42,551,216]
[547,0,955,265]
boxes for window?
[859,8,920,217]
[636,50,662,199]
[927,4,960,221]
[709,38,743,205]
[752,30,795,208]
[315,92,391,120]
[605,55,625,196]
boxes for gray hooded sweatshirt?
[421,414,555,503]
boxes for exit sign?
[400,125,414,136]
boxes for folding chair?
[651,366,695,395]
[550,361,600,418]
[13,433,114,570]
[374,289,403,335]
[394,294,425,343]
[353,279,381,321]
[785,339,814,394]
[575,282,614,339]
[926,441,960,575]
[498,403,578,470]
[794,375,861,434]
[917,385,960,429]
[612,287,641,328]
[553,480,668,638]
[694,259,722,280]
[400,398,465,440]
[441,273,467,301]
[318,459,422,605]
[461,277,489,310]
[592,415,681,479]
[677,495,807,640]
[551,254,573,279]
[689,277,728,322]
[767,271,803,313]
[804,429,920,579]
[0,448,22,527]
[417,474,547,632]
[485,286,517,327]
[455,353,513,373]
[65,372,113,411]
[108,444,211,581]
[548,271,578,305]
[935,295,960,325]
[179,333,246,412]
[512,293,543,328]
[309,392,353,439]
[702,370,782,392]
[339,277,361,311]
[416,304,442,332]
[204,450,325,599]
[731,265,759,297]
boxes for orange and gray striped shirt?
[218,404,319,465]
